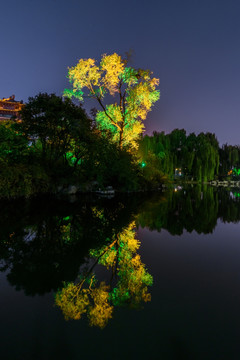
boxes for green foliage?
[138,151,168,189]
[138,129,220,182]
[219,144,240,178]
[64,53,160,149]
[18,93,91,166]
[0,120,52,198]
[0,160,50,198]
[81,133,140,190]
[0,121,29,162]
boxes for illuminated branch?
[76,237,119,294]
[96,96,121,131]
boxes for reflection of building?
[174,168,182,177]
[0,95,24,121]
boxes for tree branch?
[88,81,121,131]
[96,96,121,131]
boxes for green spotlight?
[233,168,240,176]
[63,216,70,221]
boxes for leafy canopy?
[18,93,91,165]
[64,53,160,149]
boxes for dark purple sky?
[1,0,240,145]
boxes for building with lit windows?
[0,95,24,121]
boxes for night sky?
[1,0,240,145]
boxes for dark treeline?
[138,129,240,181]
[0,93,145,198]
[1,93,240,199]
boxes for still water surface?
[1,187,240,359]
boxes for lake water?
[1,186,240,359]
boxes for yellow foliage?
[68,58,101,92]
[100,248,117,269]
[56,280,113,329]
[101,53,125,95]
[60,224,71,243]
[88,282,113,329]
[127,81,158,121]
[122,121,145,149]
[150,77,160,88]
[142,288,151,302]
[91,207,105,220]
[118,221,140,252]
[55,283,89,320]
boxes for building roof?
[0,95,23,104]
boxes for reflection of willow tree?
[137,186,240,235]
[55,222,153,328]
[137,186,219,234]
[218,190,240,223]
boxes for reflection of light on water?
[23,229,37,243]
[230,191,240,199]
[174,186,182,192]
[175,168,182,177]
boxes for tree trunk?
[119,130,123,149]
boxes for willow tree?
[64,53,160,149]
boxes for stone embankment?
[210,180,240,187]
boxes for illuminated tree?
[64,53,160,149]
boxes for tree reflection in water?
[55,222,153,328]
[1,187,240,328]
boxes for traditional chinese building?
[0,95,24,121]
